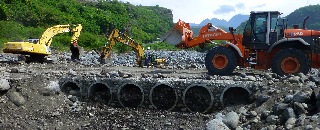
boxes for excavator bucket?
[99,46,113,64]
[70,45,83,61]
[160,19,194,46]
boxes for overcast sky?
[119,0,320,24]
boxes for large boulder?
[7,91,26,106]
[283,107,296,120]
[293,91,311,103]
[222,111,239,129]
[0,79,10,91]
[272,103,289,115]
[206,119,230,130]
[314,88,320,112]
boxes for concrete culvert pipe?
[183,85,214,113]
[221,87,251,107]
[61,81,80,96]
[118,83,144,108]
[88,83,112,105]
[150,84,178,110]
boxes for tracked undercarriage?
[58,69,264,113]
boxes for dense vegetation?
[286,4,320,30]
[1,1,319,53]
[0,0,173,51]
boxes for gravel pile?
[0,53,19,62]
[143,50,206,69]
[204,72,320,130]
[0,50,206,69]
[95,50,206,69]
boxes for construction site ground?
[0,62,215,130]
[0,52,320,130]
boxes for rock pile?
[0,50,206,69]
[206,72,320,129]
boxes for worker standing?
[144,47,152,68]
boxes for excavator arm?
[38,24,83,60]
[100,29,145,66]
[38,24,82,47]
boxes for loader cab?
[242,11,281,49]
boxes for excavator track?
[58,68,261,113]
[24,54,46,63]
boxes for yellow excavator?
[3,24,82,63]
[99,28,167,67]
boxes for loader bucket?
[160,19,193,46]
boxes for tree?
[0,0,174,52]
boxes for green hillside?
[0,0,173,50]
[286,4,320,30]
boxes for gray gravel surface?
[0,50,320,129]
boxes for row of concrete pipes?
[59,77,256,113]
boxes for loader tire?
[205,46,237,75]
[271,48,310,76]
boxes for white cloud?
[252,4,266,9]
[120,0,320,24]
[235,3,245,10]
[213,5,236,14]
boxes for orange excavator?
[161,11,320,76]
